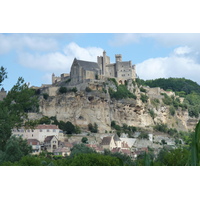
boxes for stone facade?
[98,51,136,84]
[12,124,64,142]
[52,51,136,86]
[0,87,6,101]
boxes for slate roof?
[44,135,57,142]
[113,134,121,142]
[75,59,100,72]
[101,137,112,145]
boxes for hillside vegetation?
[137,77,200,118]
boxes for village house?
[43,135,59,153]
[27,139,41,154]
[12,124,64,143]
[100,134,130,152]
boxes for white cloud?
[173,46,192,55]
[136,47,200,84]
[63,42,103,61]
[0,34,58,54]
[17,42,104,75]
[18,52,70,72]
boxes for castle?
[52,51,136,85]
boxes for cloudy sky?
[1,33,200,90]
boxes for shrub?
[140,94,148,103]
[81,137,88,144]
[85,87,92,92]
[59,86,67,94]
[169,106,176,116]
[43,93,49,100]
[88,123,98,133]
[149,109,156,119]
[140,87,146,93]
[154,123,168,133]
[109,85,136,100]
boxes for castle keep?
[52,51,136,85]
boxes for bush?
[109,85,136,100]
[154,123,168,133]
[169,106,176,116]
[85,87,92,92]
[149,109,156,119]
[140,94,148,103]
[140,87,146,93]
[81,137,88,144]
[43,93,49,100]
[138,132,149,140]
[59,86,67,94]
[88,123,98,133]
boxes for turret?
[102,50,106,75]
[115,54,122,62]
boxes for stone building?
[12,124,64,142]
[0,87,6,101]
[52,51,136,85]
[97,51,136,84]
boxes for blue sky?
[1,33,200,91]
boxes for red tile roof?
[36,124,59,130]
[27,139,40,145]
[111,147,121,153]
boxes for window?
[47,129,49,132]
[32,134,33,137]
[40,129,42,132]
[53,129,56,132]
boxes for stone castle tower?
[97,51,136,84]
[52,51,136,85]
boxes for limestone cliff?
[36,81,198,132]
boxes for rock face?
[37,84,197,132]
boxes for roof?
[111,147,121,153]
[27,139,40,145]
[121,149,131,155]
[36,124,59,130]
[101,137,112,145]
[75,59,100,72]
[54,147,70,153]
[44,135,57,142]
[113,134,121,142]
[59,141,73,148]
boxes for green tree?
[0,66,7,86]
[59,86,67,94]
[70,144,96,157]
[0,73,39,151]
[68,153,121,166]
[81,137,88,144]
[0,136,32,163]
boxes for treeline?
[140,77,200,95]
[136,77,200,118]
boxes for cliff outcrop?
[36,80,197,132]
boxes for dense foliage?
[137,77,200,118]
[0,67,38,162]
[142,77,200,95]
[108,81,136,100]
